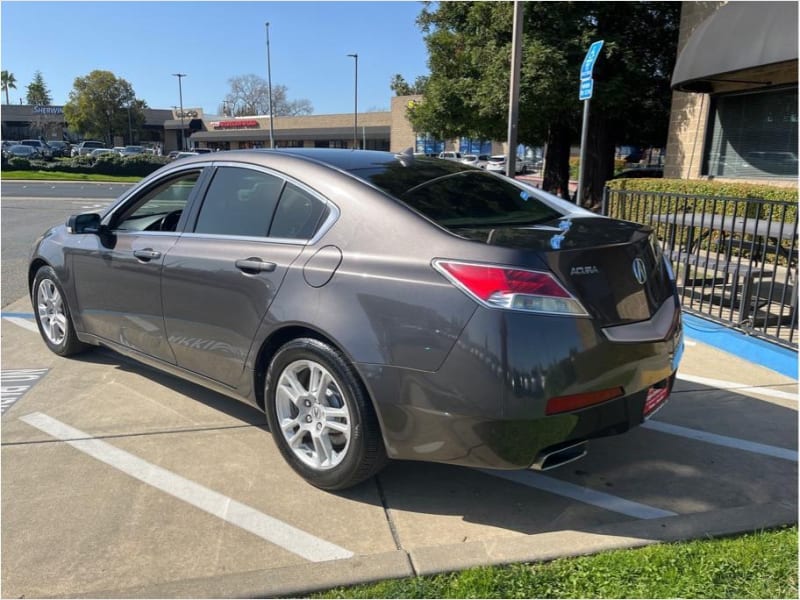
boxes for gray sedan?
[28,149,683,490]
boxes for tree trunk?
[542,125,572,201]
[580,115,616,209]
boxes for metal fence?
[604,188,798,349]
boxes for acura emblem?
[632,257,647,284]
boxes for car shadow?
[65,349,798,540]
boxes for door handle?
[235,258,277,273]
[133,248,162,261]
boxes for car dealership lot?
[1,296,797,598]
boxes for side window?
[114,171,200,232]
[269,183,328,240]
[194,167,284,237]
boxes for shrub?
[8,157,31,169]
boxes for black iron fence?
[604,188,798,349]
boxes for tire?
[264,338,387,490]
[32,266,90,357]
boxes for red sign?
[212,120,260,129]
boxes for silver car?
[29,149,683,490]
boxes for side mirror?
[67,213,101,234]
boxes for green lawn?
[314,526,797,599]
[1,170,141,183]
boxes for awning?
[164,118,202,130]
[671,1,798,93]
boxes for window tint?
[115,171,200,232]
[269,183,328,239]
[194,167,284,237]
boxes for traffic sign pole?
[576,97,591,206]
[576,41,603,207]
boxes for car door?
[161,164,330,387]
[71,167,207,363]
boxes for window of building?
[194,167,284,237]
[704,87,798,179]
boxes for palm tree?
[1,70,17,104]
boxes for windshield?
[350,158,561,228]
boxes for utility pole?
[265,22,275,148]
[347,53,358,149]
[506,1,523,178]
[172,73,187,151]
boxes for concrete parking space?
[2,294,797,598]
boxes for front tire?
[32,266,89,357]
[265,338,386,490]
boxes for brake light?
[433,260,588,316]
[546,386,624,415]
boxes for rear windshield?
[350,158,561,228]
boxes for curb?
[682,313,798,379]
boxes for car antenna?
[395,147,415,165]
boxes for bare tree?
[221,74,313,117]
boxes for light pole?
[347,53,358,149]
[265,22,275,148]
[172,73,187,151]
[127,101,133,145]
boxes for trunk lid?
[454,216,673,326]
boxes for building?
[665,1,798,186]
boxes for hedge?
[605,177,798,223]
[1,153,170,177]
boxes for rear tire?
[32,266,89,357]
[265,338,387,490]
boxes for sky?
[0,1,431,116]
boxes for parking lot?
[2,293,797,598]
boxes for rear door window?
[269,182,328,240]
[194,167,284,237]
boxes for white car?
[438,151,462,161]
[486,155,526,175]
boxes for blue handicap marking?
[580,40,605,80]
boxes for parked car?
[191,147,213,154]
[167,150,181,160]
[89,148,116,158]
[46,141,71,158]
[438,151,462,161]
[119,145,146,157]
[112,146,127,155]
[72,141,106,157]
[20,139,53,160]
[172,151,199,160]
[4,144,40,159]
[28,149,682,490]
[1,140,20,153]
[486,155,526,174]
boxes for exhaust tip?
[531,441,587,471]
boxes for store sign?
[174,109,199,119]
[211,120,260,129]
[32,105,63,115]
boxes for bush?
[8,157,31,169]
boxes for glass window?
[194,167,284,237]
[114,171,200,232]
[704,87,798,179]
[352,159,561,228]
[269,183,328,239]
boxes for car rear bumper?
[359,298,683,469]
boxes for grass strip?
[1,170,141,183]
[313,526,797,598]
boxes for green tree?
[405,1,680,205]
[1,70,17,104]
[26,70,52,105]
[63,70,146,145]
[390,74,429,96]
[220,74,313,117]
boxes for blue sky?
[1,1,430,116]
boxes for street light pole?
[347,53,358,149]
[265,22,275,149]
[172,73,187,151]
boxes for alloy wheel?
[36,279,67,346]
[275,359,352,470]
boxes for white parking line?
[677,373,798,402]
[3,317,39,333]
[642,420,798,461]
[19,412,353,562]
[481,470,677,519]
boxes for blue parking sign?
[580,40,604,80]
[579,79,594,101]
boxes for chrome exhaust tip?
[531,440,587,471]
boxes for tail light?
[433,260,588,316]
